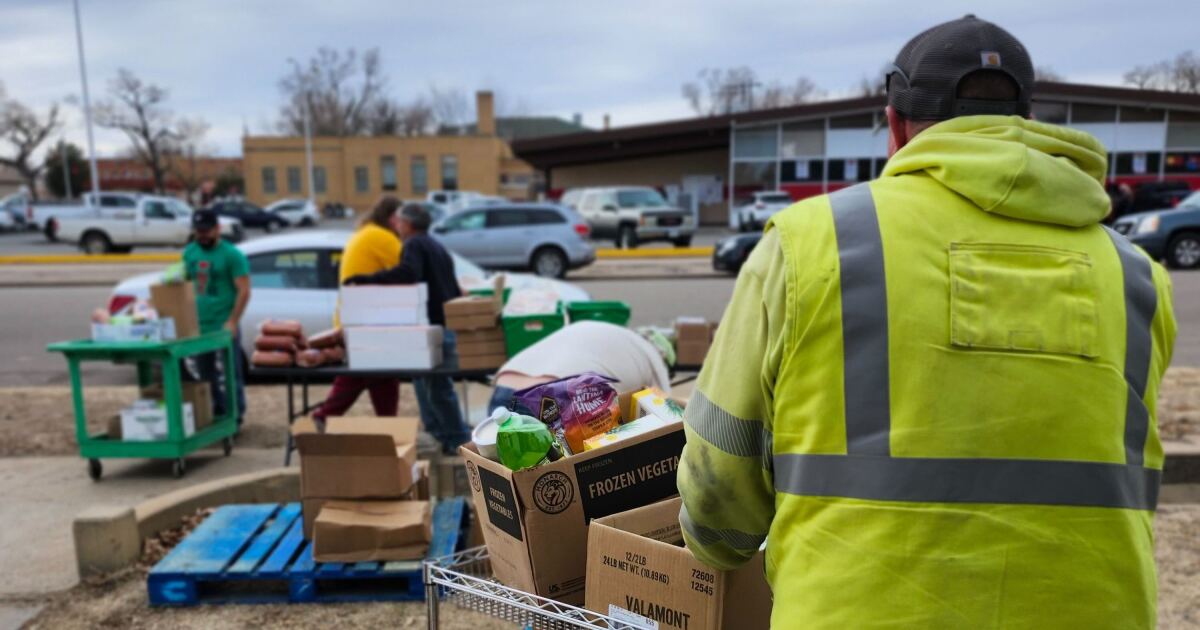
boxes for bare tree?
[854,65,891,97]
[682,67,818,116]
[94,68,178,194]
[1035,66,1066,82]
[1124,51,1200,93]
[0,85,61,201]
[396,98,435,136]
[429,85,471,128]
[165,118,211,204]
[277,47,392,136]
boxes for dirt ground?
[2,367,1197,457]
[19,503,1200,629]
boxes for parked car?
[54,195,243,254]
[574,186,695,248]
[0,192,29,230]
[208,200,290,232]
[0,205,14,231]
[713,232,763,273]
[264,198,320,227]
[1131,180,1192,214]
[425,190,501,214]
[431,204,595,278]
[1113,189,1200,268]
[106,230,591,370]
[736,191,793,231]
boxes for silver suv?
[431,203,596,278]
[572,186,696,248]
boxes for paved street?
[2,264,1197,387]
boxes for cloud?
[0,0,1196,157]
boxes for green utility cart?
[47,332,239,480]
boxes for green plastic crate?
[503,303,565,357]
[567,301,632,326]
[469,287,512,305]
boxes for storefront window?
[411,156,428,195]
[261,167,277,194]
[780,121,823,157]
[1072,103,1117,123]
[734,162,777,198]
[1114,152,1161,175]
[1165,152,1200,174]
[354,166,369,193]
[313,166,327,194]
[780,159,823,183]
[287,166,301,193]
[733,126,778,159]
[1167,111,1200,148]
[1032,100,1068,124]
[441,155,458,191]
[380,156,397,191]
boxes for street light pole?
[303,103,315,203]
[72,0,101,202]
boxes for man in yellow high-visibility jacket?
[677,15,1176,629]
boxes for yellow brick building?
[242,92,542,211]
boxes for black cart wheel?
[222,437,234,456]
[172,458,186,478]
[87,458,102,481]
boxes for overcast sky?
[2,0,1197,158]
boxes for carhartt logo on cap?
[981,51,1002,67]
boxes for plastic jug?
[495,411,561,471]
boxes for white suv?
[737,191,793,232]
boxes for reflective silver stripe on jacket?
[775,183,1160,510]
[1105,227,1158,466]
[686,392,765,458]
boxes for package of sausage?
[251,350,294,367]
[255,335,297,352]
[307,328,344,349]
[259,319,304,339]
[295,349,324,368]
[321,346,346,364]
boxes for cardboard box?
[446,313,500,331]
[674,318,714,367]
[457,336,507,357]
[585,497,772,630]
[294,416,420,500]
[340,284,429,326]
[150,282,200,339]
[345,325,443,370]
[142,382,212,430]
[445,289,502,332]
[301,459,432,538]
[458,353,507,370]
[312,500,432,563]
[120,401,195,441]
[459,388,686,604]
[455,328,505,345]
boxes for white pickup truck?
[53,193,243,254]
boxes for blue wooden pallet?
[147,497,467,606]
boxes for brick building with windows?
[511,82,1200,226]
[242,92,586,211]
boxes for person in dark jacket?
[345,203,469,453]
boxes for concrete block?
[73,505,140,579]
[135,468,299,539]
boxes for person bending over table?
[344,203,470,454]
[312,196,405,423]
[487,321,674,414]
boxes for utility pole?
[60,141,73,199]
[303,103,315,203]
[72,0,101,202]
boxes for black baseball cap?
[887,14,1034,120]
[192,208,218,230]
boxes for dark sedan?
[209,200,290,232]
[713,232,763,273]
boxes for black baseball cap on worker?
[887,14,1034,120]
[192,208,218,230]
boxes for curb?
[72,468,298,579]
[0,247,715,265]
[0,253,179,265]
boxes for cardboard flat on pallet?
[457,337,507,357]
[150,282,200,339]
[585,497,772,630]
[301,460,431,538]
[312,500,433,563]
[339,284,429,326]
[345,325,443,370]
[294,416,420,500]
[459,388,686,605]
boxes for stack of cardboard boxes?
[340,284,444,370]
[445,278,507,370]
[675,317,717,367]
[293,416,433,562]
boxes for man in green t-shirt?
[183,209,251,423]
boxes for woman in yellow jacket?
[313,196,403,420]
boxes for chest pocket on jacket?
[949,242,1098,358]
